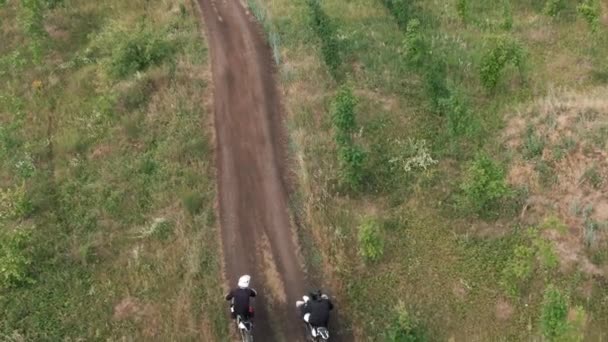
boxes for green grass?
[0,0,226,339]
[254,0,608,339]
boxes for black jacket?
[226,288,257,317]
[304,298,333,327]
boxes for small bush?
[533,237,559,270]
[386,301,427,341]
[580,165,604,189]
[389,139,437,174]
[541,285,569,340]
[480,36,526,91]
[0,182,33,220]
[544,0,566,17]
[182,191,204,216]
[523,126,545,159]
[306,0,342,79]
[402,19,426,69]
[339,144,366,191]
[460,153,511,215]
[438,89,478,138]
[501,245,535,295]
[382,0,414,29]
[456,0,468,24]
[331,86,357,142]
[424,60,450,110]
[331,87,366,191]
[358,217,384,262]
[577,0,601,33]
[0,228,34,289]
[501,0,513,30]
[107,24,175,79]
[18,0,47,63]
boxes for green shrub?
[402,19,426,69]
[577,0,601,33]
[523,126,545,159]
[0,228,34,289]
[0,182,33,220]
[541,285,569,340]
[331,86,366,190]
[358,217,384,262]
[424,60,450,110]
[480,36,526,91]
[339,144,366,191]
[501,0,513,30]
[544,0,566,17]
[438,89,478,138]
[460,153,511,215]
[18,0,47,63]
[182,191,204,216]
[382,0,414,29]
[533,237,559,270]
[386,301,427,341]
[501,245,535,295]
[456,0,468,24]
[306,0,342,80]
[331,86,357,143]
[107,24,175,79]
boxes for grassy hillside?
[0,0,226,340]
[251,0,608,340]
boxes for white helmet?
[238,275,251,289]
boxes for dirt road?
[197,0,308,340]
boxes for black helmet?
[309,289,322,301]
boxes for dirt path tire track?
[197,0,308,340]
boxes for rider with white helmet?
[225,275,257,320]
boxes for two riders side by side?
[226,275,334,342]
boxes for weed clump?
[523,126,545,159]
[182,191,204,216]
[577,0,601,33]
[382,0,414,30]
[18,0,47,63]
[544,0,566,17]
[0,228,34,289]
[501,245,534,296]
[358,217,384,263]
[385,301,427,341]
[541,285,569,340]
[456,0,468,25]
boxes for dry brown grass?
[504,86,608,275]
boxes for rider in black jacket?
[300,290,333,328]
[226,275,257,320]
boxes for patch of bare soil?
[495,298,514,321]
[113,297,161,337]
[504,87,608,275]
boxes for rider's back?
[308,299,333,327]
[226,288,256,316]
